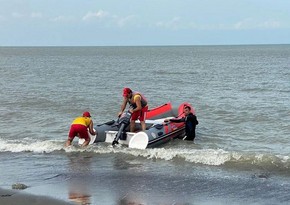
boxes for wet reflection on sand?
[67,153,93,205]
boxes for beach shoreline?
[0,187,74,205]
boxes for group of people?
[65,87,198,147]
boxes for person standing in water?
[165,105,198,141]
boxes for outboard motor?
[112,110,132,146]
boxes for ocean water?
[0,45,290,205]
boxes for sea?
[0,45,289,205]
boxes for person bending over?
[118,87,148,132]
[66,111,96,147]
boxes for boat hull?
[94,102,185,142]
[130,120,186,149]
[79,102,194,149]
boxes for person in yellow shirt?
[65,111,96,147]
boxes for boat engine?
[112,110,132,146]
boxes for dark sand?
[0,188,74,205]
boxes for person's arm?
[164,117,185,123]
[170,117,185,123]
[65,138,72,147]
[118,98,128,116]
[88,120,96,135]
[195,116,198,125]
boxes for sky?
[0,0,289,46]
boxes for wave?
[1,138,289,173]
[0,138,64,153]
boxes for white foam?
[1,138,289,168]
[0,138,64,153]
[0,138,256,165]
[124,148,234,165]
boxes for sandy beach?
[0,188,74,205]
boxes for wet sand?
[0,188,73,205]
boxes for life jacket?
[71,117,91,127]
[128,91,148,109]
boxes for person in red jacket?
[65,111,96,147]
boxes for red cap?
[83,111,91,117]
[123,87,132,97]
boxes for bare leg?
[140,121,146,131]
[130,120,136,132]
[81,139,90,147]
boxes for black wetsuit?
[170,113,199,141]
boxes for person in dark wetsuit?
[165,106,198,141]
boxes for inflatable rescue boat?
[79,102,194,149]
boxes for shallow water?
[1,151,290,205]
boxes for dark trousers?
[184,127,196,141]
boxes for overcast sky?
[0,0,289,46]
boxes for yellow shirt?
[72,117,91,127]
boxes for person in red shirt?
[65,111,96,147]
[118,88,148,132]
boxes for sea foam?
[0,138,289,171]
